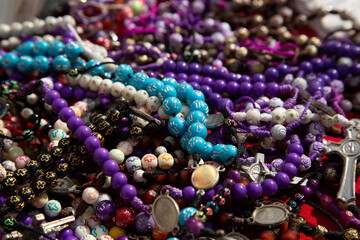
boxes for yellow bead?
[109,226,125,239]
[312,225,327,240]
[343,228,359,240]
[70,106,82,117]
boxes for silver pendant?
[151,191,180,233]
[225,232,250,240]
[249,202,289,226]
[205,114,225,129]
[49,177,80,195]
[325,119,360,203]
[240,153,275,183]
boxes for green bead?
[130,1,142,14]
[23,129,35,141]
[3,216,16,230]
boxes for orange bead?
[152,227,168,240]
[280,229,299,240]
[260,230,276,240]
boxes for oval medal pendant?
[151,192,180,233]
[250,204,289,226]
[191,164,219,190]
[205,114,225,129]
[225,232,250,240]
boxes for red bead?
[260,230,276,240]
[142,190,157,204]
[152,226,168,240]
[115,207,136,228]
[95,37,112,51]
[280,230,299,240]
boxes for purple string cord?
[165,185,183,199]
[131,196,151,213]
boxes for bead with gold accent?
[343,228,359,240]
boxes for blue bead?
[16,41,34,56]
[64,41,82,59]
[186,90,205,105]
[1,53,19,69]
[32,41,49,56]
[180,133,190,150]
[53,55,70,72]
[187,110,206,125]
[162,97,182,116]
[211,144,226,162]
[201,142,213,160]
[176,82,193,101]
[178,207,198,226]
[187,136,205,155]
[86,59,104,76]
[16,55,33,73]
[158,85,177,101]
[162,77,178,88]
[73,60,86,71]
[219,145,237,163]
[132,72,149,89]
[146,78,164,96]
[33,55,50,73]
[103,71,112,78]
[189,100,209,115]
[48,40,65,57]
[114,64,133,83]
[187,122,207,139]
[168,117,187,137]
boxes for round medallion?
[341,140,360,156]
[191,164,219,190]
[225,232,250,240]
[152,194,180,233]
[251,204,288,226]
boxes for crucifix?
[241,153,275,183]
[325,119,360,203]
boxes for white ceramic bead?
[99,79,113,94]
[158,107,170,119]
[74,101,89,117]
[271,107,286,124]
[86,214,100,229]
[2,160,16,171]
[89,76,103,91]
[98,235,114,240]
[4,138,17,151]
[141,154,158,170]
[102,58,116,72]
[27,93,38,105]
[81,234,96,240]
[321,114,335,128]
[261,137,275,149]
[271,124,287,140]
[0,164,6,181]
[311,113,320,122]
[45,16,58,32]
[245,102,260,111]
[10,22,23,36]
[158,153,174,170]
[33,18,46,34]
[44,103,52,112]
[0,23,11,38]
[0,120,4,128]
[1,128,11,137]
[68,74,80,86]
[134,90,149,107]
[54,119,70,132]
[83,187,100,205]
[246,108,261,124]
[14,155,31,169]
[111,82,125,98]
[79,74,92,89]
[155,146,167,156]
[72,216,87,230]
[292,77,307,89]
[125,156,142,172]
[338,57,353,67]
[49,129,67,141]
[44,200,62,217]
[95,193,112,206]
[43,34,55,43]
[61,15,76,29]
[146,96,161,112]
[103,176,112,189]
[75,225,91,239]
[133,169,146,182]
[109,149,125,164]
[334,114,350,127]
[123,85,137,102]
[41,77,54,89]
[127,138,139,147]
[47,141,59,152]
[31,193,49,208]
[82,206,95,218]
[9,36,21,48]
[269,97,284,108]
[285,109,299,124]
[117,141,133,156]
[8,146,25,161]
[234,112,246,121]
[260,113,272,122]
[295,107,312,124]
[180,104,190,119]
[22,21,35,35]
[92,225,108,238]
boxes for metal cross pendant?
[325,119,360,203]
[241,153,275,183]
